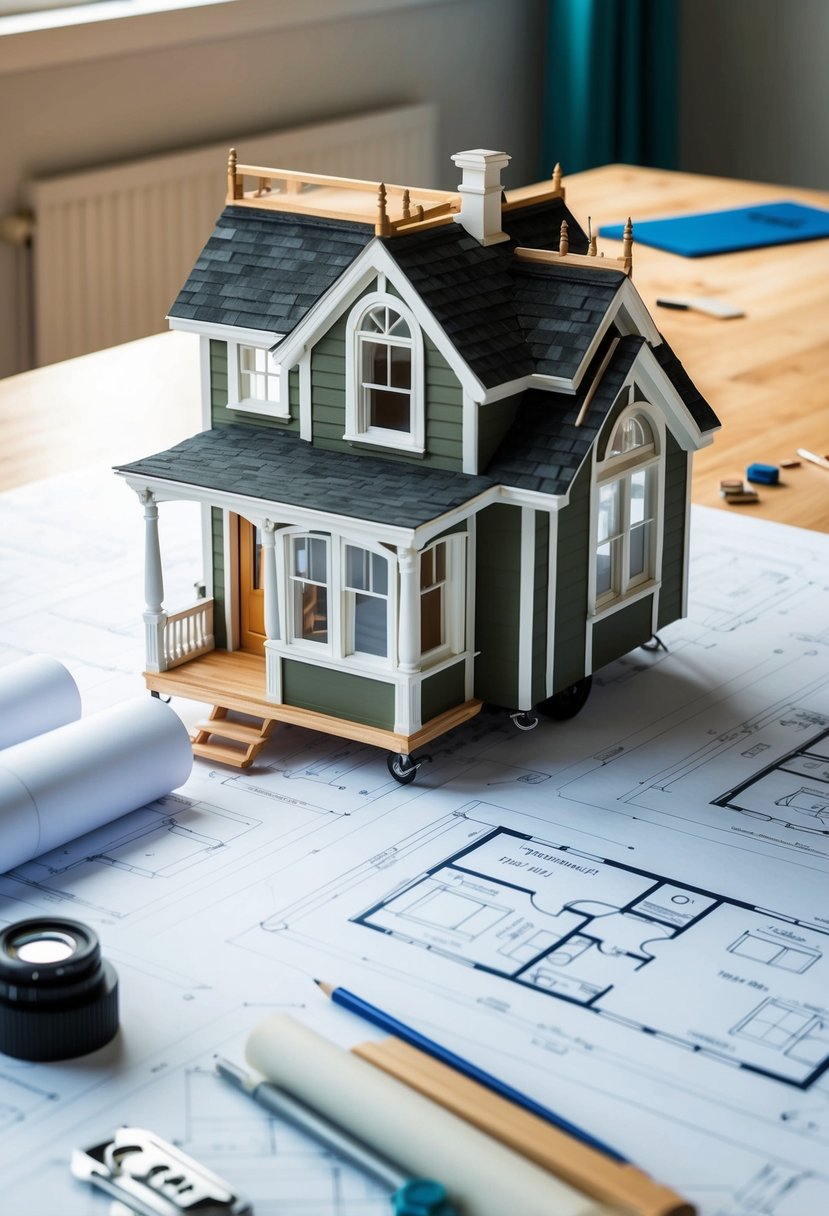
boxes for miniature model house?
[116,149,719,777]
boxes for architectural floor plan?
[357,823,829,1087]
[2,470,829,1215]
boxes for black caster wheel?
[641,634,668,652]
[387,753,419,784]
[510,712,539,731]
[537,676,592,721]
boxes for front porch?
[145,648,483,762]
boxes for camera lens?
[0,917,119,1061]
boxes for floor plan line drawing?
[352,821,829,1088]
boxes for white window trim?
[588,400,665,618]
[344,291,424,455]
[418,534,465,668]
[274,527,397,673]
[227,341,290,420]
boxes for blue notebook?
[600,201,829,257]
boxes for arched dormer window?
[593,407,661,607]
[345,294,424,453]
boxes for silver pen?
[215,1056,407,1191]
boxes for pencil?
[316,979,624,1159]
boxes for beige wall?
[0,0,544,378]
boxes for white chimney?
[451,149,511,246]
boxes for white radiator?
[26,104,439,367]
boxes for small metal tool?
[70,1126,252,1216]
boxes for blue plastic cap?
[746,462,779,485]
[392,1178,454,1215]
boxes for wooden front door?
[239,518,266,653]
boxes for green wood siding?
[474,503,522,708]
[281,659,395,729]
[553,460,590,691]
[310,316,347,445]
[209,340,299,432]
[658,431,687,629]
[310,304,464,470]
[531,512,550,706]
[210,507,227,649]
[592,595,653,670]
[421,661,466,722]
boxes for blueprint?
[1,467,829,1215]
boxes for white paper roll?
[0,697,193,873]
[246,1015,609,1216]
[0,655,82,750]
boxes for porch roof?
[115,425,495,528]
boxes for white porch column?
[141,490,167,672]
[397,547,420,674]
[262,522,279,641]
[262,521,282,702]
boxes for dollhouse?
[116,149,719,779]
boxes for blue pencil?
[315,979,627,1164]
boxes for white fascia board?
[411,482,568,549]
[116,471,417,548]
[275,240,488,402]
[632,344,716,451]
[479,374,574,404]
[411,486,501,548]
[168,317,283,347]
[499,484,569,511]
[614,276,664,346]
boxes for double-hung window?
[419,537,465,663]
[594,412,658,606]
[291,534,329,644]
[228,343,288,419]
[286,533,391,663]
[345,296,423,452]
[344,545,389,658]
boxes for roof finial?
[588,216,597,256]
[552,162,563,195]
[559,219,569,257]
[401,188,411,221]
[375,182,390,237]
[622,216,633,275]
[227,148,241,201]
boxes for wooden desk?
[1,166,827,529]
[566,166,829,532]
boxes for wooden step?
[191,705,276,769]
[194,717,268,744]
[191,739,253,768]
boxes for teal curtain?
[541,0,679,176]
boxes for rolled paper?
[246,1014,613,1216]
[0,655,82,750]
[0,697,193,873]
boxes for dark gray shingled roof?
[652,338,721,433]
[115,427,495,529]
[510,262,625,380]
[168,208,374,334]
[379,201,615,388]
[485,335,644,494]
[117,338,649,519]
[167,195,717,431]
[168,196,618,388]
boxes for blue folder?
[600,201,829,257]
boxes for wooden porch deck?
[145,649,482,755]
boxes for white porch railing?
[146,599,215,672]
